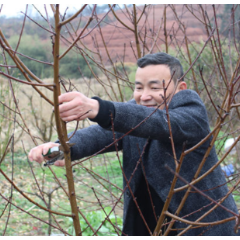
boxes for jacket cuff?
[89,96,115,128]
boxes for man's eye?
[152,87,160,90]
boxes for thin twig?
[0,64,17,68]
[0,168,73,217]
[0,192,70,235]
[20,11,55,35]
[133,4,141,58]
[6,47,53,65]
[59,4,88,26]
[0,71,55,87]
[59,5,96,60]
[92,187,122,235]
[14,5,28,57]
[44,4,53,33]
[109,4,134,32]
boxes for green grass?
[0,151,123,236]
[2,147,239,235]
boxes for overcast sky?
[0,4,91,18]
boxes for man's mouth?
[142,104,157,108]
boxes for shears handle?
[43,146,62,166]
[42,142,75,167]
[42,146,60,158]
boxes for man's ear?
[177,81,187,91]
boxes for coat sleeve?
[67,124,123,161]
[110,90,210,144]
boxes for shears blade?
[43,142,75,166]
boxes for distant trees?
[0,32,96,79]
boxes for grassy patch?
[0,151,123,236]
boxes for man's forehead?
[136,65,171,76]
[135,64,172,86]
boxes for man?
[29,53,240,236]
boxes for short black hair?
[137,52,184,83]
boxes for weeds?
[0,151,123,235]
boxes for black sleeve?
[89,96,115,128]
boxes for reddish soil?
[73,4,224,63]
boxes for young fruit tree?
[0,4,240,236]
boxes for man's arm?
[28,91,122,165]
[95,90,210,144]
[57,90,210,145]
[67,125,123,161]
[28,124,123,165]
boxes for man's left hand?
[58,92,99,122]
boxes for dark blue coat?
[69,90,240,236]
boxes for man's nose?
[140,90,152,101]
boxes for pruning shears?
[43,142,75,166]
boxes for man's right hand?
[28,142,65,167]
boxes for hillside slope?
[75,4,224,63]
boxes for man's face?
[134,64,185,110]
